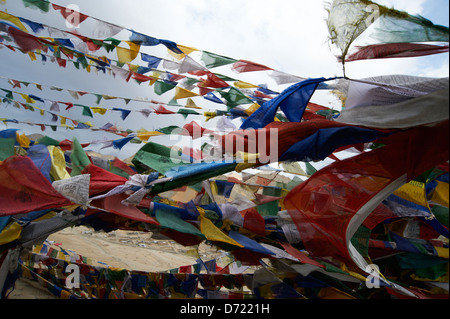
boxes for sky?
[0,0,449,159]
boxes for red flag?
[179,265,192,273]
[153,105,176,115]
[81,164,127,196]
[242,208,266,236]
[345,43,449,62]
[199,72,229,89]
[231,60,272,73]
[0,156,71,216]
[280,242,325,269]
[91,193,159,225]
[284,120,449,265]
[111,157,136,176]
[132,72,153,83]
[8,26,44,53]
[182,121,213,139]
[222,119,388,159]
[197,86,214,96]
[56,57,67,68]
[58,139,90,151]
[52,4,89,27]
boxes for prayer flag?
[0,156,70,216]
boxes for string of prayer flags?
[0,0,448,301]
[0,11,28,31]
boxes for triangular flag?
[185,98,201,109]
[167,44,198,60]
[233,80,259,89]
[116,41,140,64]
[231,60,272,73]
[174,86,199,99]
[201,51,238,68]
[154,80,176,95]
[178,55,206,74]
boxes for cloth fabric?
[283,121,448,267]
[336,88,449,129]
[240,78,334,129]
[0,156,70,216]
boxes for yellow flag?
[91,107,107,115]
[234,80,259,89]
[204,111,216,121]
[16,132,30,148]
[174,86,199,99]
[116,41,140,64]
[0,222,22,245]
[48,145,71,180]
[236,151,259,162]
[128,64,139,73]
[185,98,201,109]
[430,181,449,207]
[245,103,260,116]
[235,162,257,172]
[167,44,198,60]
[185,247,200,258]
[136,131,164,142]
[0,11,28,32]
[393,181,429,208]
[28,51,37,61]
[199,215,243,247]
[210,180,218,196]
[20,93,35,104]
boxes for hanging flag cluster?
[0,0,448,300]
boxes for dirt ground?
[7,225,221,299]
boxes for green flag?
[305,162,317,176]
[177,109,200,119]
[0,138,15,161]
[201,51,238,69]
[81,105,94,118]
[37,135,60,146]
[218,87,253,108]
[70,138,91,176]
[155,208,205,238]
[22,0,50,12]
[154,80,176,95]
[132,141,186,174]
